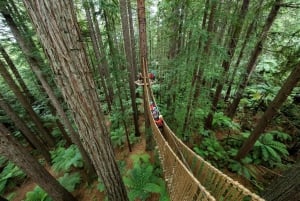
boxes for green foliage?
[193,136,228,168]
[58,172,81,192]
[227,131,289,168]
[25,172,81,201]
[267,130,292,142]
[124,154,169,201]
[244,84,280,107]
[0,156,6,167]
[253,133,289,167]
[0,162,26,194]
[25,186,51,201]
[51,145,83,173]
[212,112,240,130]
[6,192,16,201]
[97,179,105,192]
[228,157,253,180]
[110,127,139,148]
[111,127,127,147]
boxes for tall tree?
[227,0,283,118]
[0,123,77,201]
[90,1,114,105]
[204,0,250,129]
[0,44,34,103]
[83,0,112,111]
[23,1,129,200]
[0,93,51,163]
[2,3,95,175]
[137,0,153,150]
[0,59,55,147]
[236,60,300,160]
[127,0,138,77]
[119,0,140,137]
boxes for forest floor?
[6,111,272,201]
[7,115,156,201]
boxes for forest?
[0,0,299,201]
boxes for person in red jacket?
[155,115,164,132]
[148,72,155,81]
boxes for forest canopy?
[0,0,300,201]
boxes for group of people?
[137,72,155,84]
[150,101,164,132]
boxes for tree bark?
[0,60,55,147]
[0,93,51,163]
[227,0,282,118]
[23,1,129,200]
[0,44,34,104]
[137,0,153,151]
[83,0,111,111]
[224,0,264,102]
[205,0,250,129]
[127,0,138,77]
[119,0,140,137]
[3,5,95,175]
[0,123,77,201]
[262,160,300,201]
[90,2,114,105]
[236,61,300,160]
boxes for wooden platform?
[135,80,156,86]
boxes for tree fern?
[51,145,83,173]
[253,133,289,167]
[25,186,52,201]
[124,154,169,201]
[58,172,81,192]
[0,162,26,194]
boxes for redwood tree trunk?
[3,4,95,176]
[0,45,34,104]
[205,0,250,129]
[262,160,300,201]
[127,0,138,77]
[137,0,153,150]
[236,61,300,160]
[23,1,128,200]
[83,1,111,111]
[226,0,282,118]
[0,93,51,163]
[90,2,114,105]
[119,0,140,137]
[0,60,55,147]
[0,124,77,201]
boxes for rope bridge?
[142,79,265,201]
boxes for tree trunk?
[224,0,264,102]
[83,0,111,111]
[262,160,300,201]
[90,2,114,105]
[204,0,250,129]
[236,61,300,160]
[137,0,153,151]
[3,6,96,175]
[0,44,34,104]
[119,0,140,137]
[227,0,282,118]
[0,60,55,147]
[0,93,51,163]
[127,0,138,77]
[192,0,217,102]
[23,1,129,200]
[0,123,77,201]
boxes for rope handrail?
[144,83,215,201]
[142,77,265,201]
[163,123,264,201]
